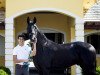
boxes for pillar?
[75,18,84,75]
[5,18,15,75]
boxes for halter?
[29,25,38,50]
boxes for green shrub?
[96,66,100,75]
[0,66,11,75]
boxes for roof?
[84,1,100,21]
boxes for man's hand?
[30,50,36,56]
[33,37,37,43]
[13,55,29,63]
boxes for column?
[75,19,84,42]
[75,18,84,75]
[5,18,15,75]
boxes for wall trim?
[85,30,100,36]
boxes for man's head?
[17,34,25,46]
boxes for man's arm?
[30,43,36,56]
[13,55,28,63]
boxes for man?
[13,33,36,75]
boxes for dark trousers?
[15,64,29,75]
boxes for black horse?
[26,17,96,75]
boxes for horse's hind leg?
[79,53,96,75]
[80,63,96,75]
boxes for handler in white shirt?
[13,33,36,75]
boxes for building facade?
[0,0,99,75]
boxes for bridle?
[29,25,37,49]
[27,17,38,50]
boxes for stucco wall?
[6,0,83,18]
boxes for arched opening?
[85,32,100,54]
[14,11,74,75]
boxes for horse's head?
[27,17,48,47]
[27,17,38,43]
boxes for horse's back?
[51,41,96,69]
[51,42,79,68]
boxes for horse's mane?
[37,30,48,44]
[37,30,59,45]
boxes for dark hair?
[18,33,25,40]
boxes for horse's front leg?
[42,67,50,75]
[38,70,43,75]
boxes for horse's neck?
[37,31,47,45]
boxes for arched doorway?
[14,11,74,75]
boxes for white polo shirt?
[13,44,31,65]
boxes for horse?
[26,17,96,75]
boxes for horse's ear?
[27,17,30,24]
[33,17,36,24]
